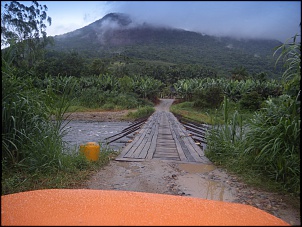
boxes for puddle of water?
[178,175,235,202]
[205,180,226,201]
[176,163,235,202]
[178,163,216,173]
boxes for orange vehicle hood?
[1,189,289,226]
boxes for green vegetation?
[1,1,300,204]
[1,2,163,196]
[1,55,120,195]
[47,20,284,79]
[126,106,156,120]
[172,34,300,197]
[2,149,119,195]
[171,99,253,125]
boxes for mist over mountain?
[48,13,283,78]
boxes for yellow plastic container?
[79,142,100,161]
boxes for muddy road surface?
[69,99,300,225]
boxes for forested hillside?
[46,13,283,79]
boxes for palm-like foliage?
[274,34,301,96]
[173,77,282,102]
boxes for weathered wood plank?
[116,109,210,163]
[170,115,205,162]
[152,157,180,160]
[145,123,158,159]
[154,152,178,156]
[138,122,158,159]
[170,113,209,163]
[120,117,155,158]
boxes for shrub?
[193,86,224,108]
[102,103,116,110]
[239,91,263,111]
[126,106,155,119]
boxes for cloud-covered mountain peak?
[101,13,132,27]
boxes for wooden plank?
[171,117,204,162]
[154,152,178,156]
[138,122,158,159]
[172,114,209,163]
[183,135,211,164]
[116,108,211,164]
[168,112,196,162]
[182,122,209,132]
[181,136,205,162]
[125,128,151,158]
[157,149,177,153]
[145,123,158,159]
[154,149,178,153]
[156,142,175,145]
[152,157,180,160]
[156,146,177,150]
[152,154,179,158]
[156,144,175,146]
[123,117,156,158]
[157,136,174,140]
[132,139,150,158]
[166,113,188,162]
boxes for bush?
[102,103,116,110]
[239,91,263,111]
[77,87,105,108]
[126,106,155,119]
[193,86,224,109]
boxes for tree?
[1,1,52,69]
[230,66,248,81]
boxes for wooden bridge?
[114,101,211,164]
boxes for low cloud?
[102,1,301,42]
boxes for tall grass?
[206,94,300,194]
[2,57,108,195]
[244,94,300,194]
[205,96,246,168]
[2,60,69,171]
[205,34,300,195]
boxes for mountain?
[48,13,283,78]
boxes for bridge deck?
[115,111,211,164]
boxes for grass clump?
[126,106,155,120]
[170,100,253,125]
[205,95,300,195]
[1,60,119,195]
[2,147,119,195]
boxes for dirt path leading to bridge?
[79,99,300,225]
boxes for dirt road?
[82,99,300,225]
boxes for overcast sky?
[16,1,302,42]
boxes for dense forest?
[2,2,300,197]
[46,12,284,79]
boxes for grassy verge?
[2,148,119,195]
[170,101,253,125]
[170,99,300,209]
[125,106,155,120]
[3,101,154,196]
